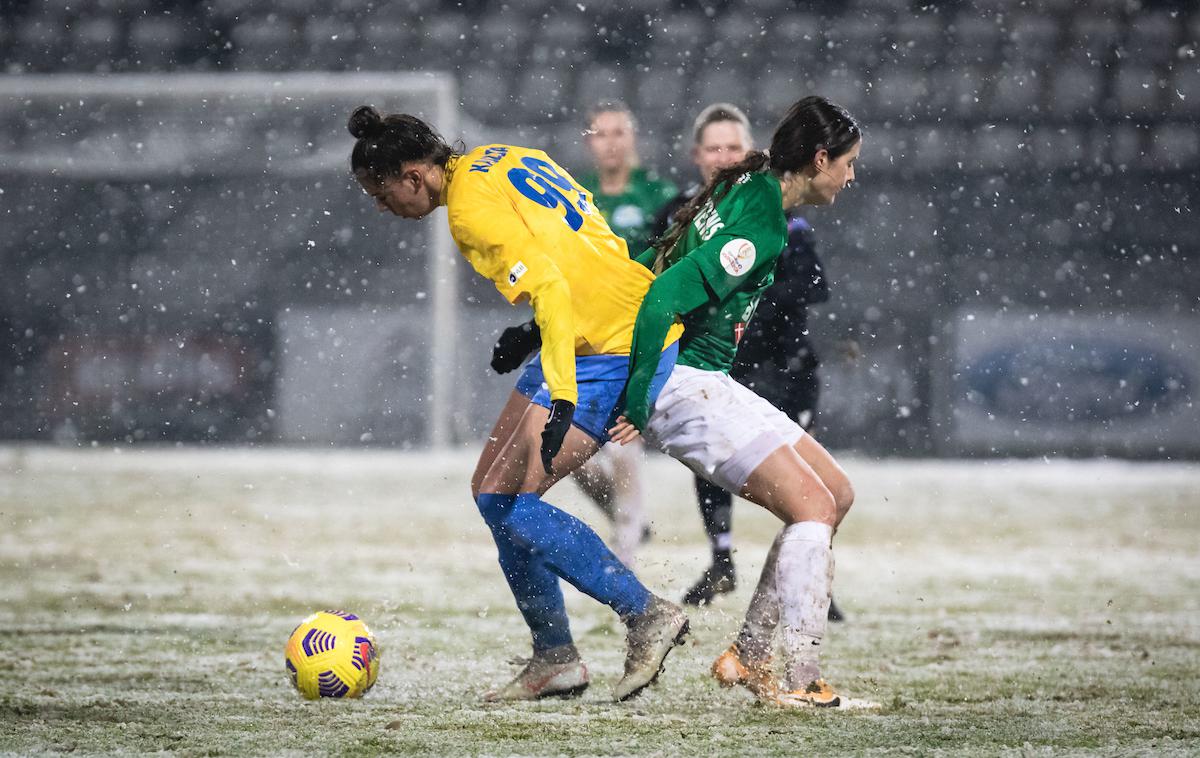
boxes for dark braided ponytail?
[348,105,455,181]
[652,151,770,273]
[651,96,860,272]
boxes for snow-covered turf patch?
[1,446,1198,755]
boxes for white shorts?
[643,365,806,493]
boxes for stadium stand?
[1,0,1196,448]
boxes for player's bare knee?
[814,488,839,526]
[781,483,837,526]
[832,478,855,518]
[478,455,529,496]
[470,463,486,501]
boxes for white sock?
[608,440,645,566]
[775,521,834,691]
[734,528,785,664]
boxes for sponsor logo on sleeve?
[719,238,756,277]
[508,261,528,285]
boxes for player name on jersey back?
[468,146,509,173]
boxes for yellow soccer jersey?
[442,144,682,404]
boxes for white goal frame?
[0,72,460,448]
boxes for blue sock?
[476,493,573,651]
[504,493,652,619]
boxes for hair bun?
[348,105,385,140]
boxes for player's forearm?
[529,278,577,404]
[622,259,709,429]
[632,246,657,271]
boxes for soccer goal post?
[0,72,461,448]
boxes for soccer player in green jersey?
[659,105,843,621]
[611,96,863,708]
[578,102,678,256]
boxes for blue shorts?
[514,343,679,442]
[514,357,545,399]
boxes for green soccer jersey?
[622,172,788,429]
[578,167,677,255]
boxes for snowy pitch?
[1,446,1198,755]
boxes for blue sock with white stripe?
[475,493,573,652]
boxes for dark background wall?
[1,0,1197,456]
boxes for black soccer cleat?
[682,560,736,606]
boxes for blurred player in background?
[652,105,842,620]
[348,106,689,703]
[491,102,677,565]
[578,102,677,256]
[611,96,862,707]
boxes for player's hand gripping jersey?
[443,145,684,405]
[622,172,788,429]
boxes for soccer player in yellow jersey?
[492,103,675,567]
[347,106,688,703]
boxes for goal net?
[0,72,464,448]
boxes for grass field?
[1,445,1198,756]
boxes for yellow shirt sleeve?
[447,181,578,405]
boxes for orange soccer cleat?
[776,678,842,708]
[711,645,781,702]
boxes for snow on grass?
[1,445,1199,755]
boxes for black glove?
[490,319,542,374]
[540,399,575,475]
